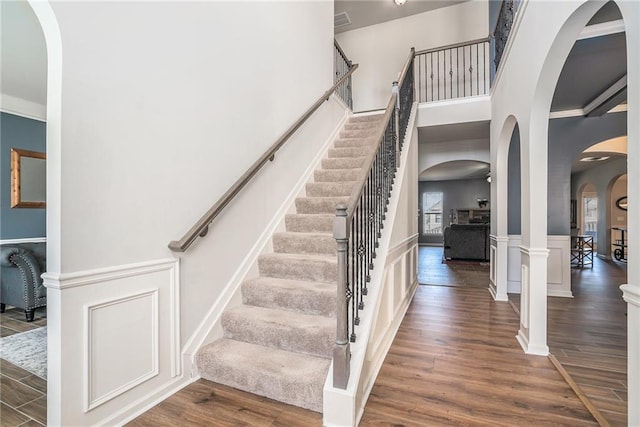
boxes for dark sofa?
[0,242,47,321]
[443,224,490,261]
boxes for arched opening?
[539,1,630,423]
[0,0,51,423]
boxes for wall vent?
[334,12,351,28]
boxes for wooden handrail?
[168,64,359,252]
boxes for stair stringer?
[323,102,419,427]
[181,95,350,375]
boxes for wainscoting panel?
[43,258,185,426]
[85,290,159,412]
[507,235,572,297]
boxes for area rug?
[0,327,47,379]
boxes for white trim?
[621,284,640,308]
[578,19,625,41]
[0,94,47,122]
[42,258,178,290]
[583,75,627,116]
[0,237,47,245]
[385,233,419,267]
[549,103,628,119]
[101,376,198,427]
[549,108,586,119]
[180,97,350,367]
[84,290,159,412]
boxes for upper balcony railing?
[334,40,354,109]
[493,0,516,71]
[414,38,491,103]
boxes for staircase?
[196,112,386,412]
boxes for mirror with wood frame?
[11,148,46,208]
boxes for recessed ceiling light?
[394,0,407,5]
[580,156,610,162]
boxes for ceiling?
[418,121,489,142]
[420,160,489,181]
[0,0,47,106]
[334,0,468,34]
[571,136,627,173]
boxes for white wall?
[336,1,489,112]
[41,2,339,425]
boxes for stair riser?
[273,233,337,255]
[285,215,333,233]
[197,339,329,412]
[242,280,336,317]
[340,129,379,139]
[221,311,334,358]
[328,147,372,158]
[305,182,354,197]
[321,157,365,170]
[314,169,361,182]
[345,122,380,131]
[295,197,348,214]
[349,114,385,123]
[259,256,337,283]
[334,138,377,148]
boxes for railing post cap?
[335,204,347,215]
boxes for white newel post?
[490,234,509,301]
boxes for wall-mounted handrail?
[168,63,359,252]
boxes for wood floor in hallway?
[511,255,628,426]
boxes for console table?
[571,235,593,268]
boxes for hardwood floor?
[418,245,490,287]
[358,284,597,426]
[511,256,628,426]
[0,307,47,427]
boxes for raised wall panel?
[85,290,159,411]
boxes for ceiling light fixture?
[394,0,407,5]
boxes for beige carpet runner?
[197,113,385,412]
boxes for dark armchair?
[0,243,47,321]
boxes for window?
[422,192,443,235]
[583,194,598,244]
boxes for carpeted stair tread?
[285,213,334,233]
[334,137,378,148]
[273,231,336,255]
[321,156,367,170]
[259,252,337,283]
[222,305,334,358]
[314,168,362,183]
[197,338,330,412]
[295,196,349,214]
[242,277,336,316]
[305,181,355,197]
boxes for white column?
[516,246,549,355]
[621,285,640,425]
[489,234,509,301]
